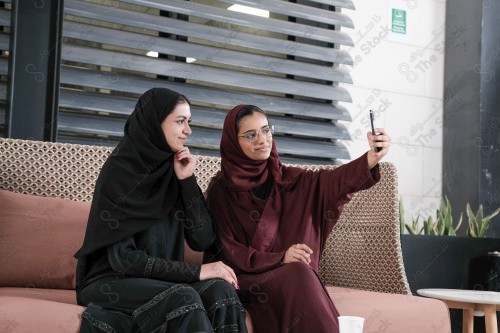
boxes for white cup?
[338,316,365,333]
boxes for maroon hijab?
[219,104,300,191]
[209,105,301,252]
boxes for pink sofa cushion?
[0,190,89,289]
[0,296,83,333]
[0,288,254,333]
[328,286,451,333]
[0,287,78,305]
[0,286,449,333]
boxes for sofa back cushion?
[0,190,89,289]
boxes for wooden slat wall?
[57,0,355,164]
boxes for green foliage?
[401,196,462,235]
[466,204,500,237]
[400,198,424,235]
[422,216,437,235]
[435,196,462,236]
[405,216,423,235]
[399,196,499,237]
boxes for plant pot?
[488,251,500,292]
[401,234,500,333]
[401,234,500,292]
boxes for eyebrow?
[241,125,269,134]
[175,116,192,120]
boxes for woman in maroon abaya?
[205,105,391,333]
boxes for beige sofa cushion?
[0,190,89,289]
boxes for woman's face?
[161,102,192,152]
[237,112,272,161]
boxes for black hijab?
[75,88,190,258]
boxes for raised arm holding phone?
[205,105,391,333]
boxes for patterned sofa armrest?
[194,155,222,193]
[318,162,411,294]
[0,138,112,201]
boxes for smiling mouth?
[253,146,270,152]
[176,138,187,146]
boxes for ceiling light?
[228,4,269,18]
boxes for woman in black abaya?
[74,88,247,333]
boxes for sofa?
[0,138,451,333]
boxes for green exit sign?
[392,9,406,34]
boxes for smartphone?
[369,110,381,153]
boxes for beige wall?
[339,0,446,226]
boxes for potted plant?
[400,198,500,332]
[400,197,500,292]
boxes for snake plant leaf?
[466,203,477,237]
[466,204,500,237]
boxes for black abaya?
[74,88,247,333]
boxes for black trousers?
[79,277,247,333]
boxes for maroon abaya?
[206,105,380,333]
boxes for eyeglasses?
[238,125,275,143]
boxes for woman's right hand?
[283,243,313,264]
[200,261,239,289]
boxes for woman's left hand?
[282,243,313,265]
[174,147,196,180]
[367,128,391,169]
